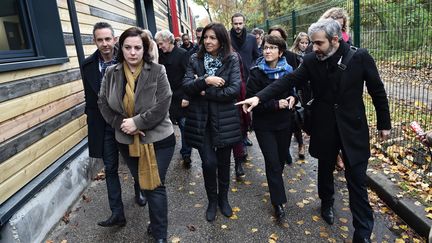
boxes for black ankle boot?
[234,159,245,178]
[273,204,285,219]
[218,184,233,217]
[97,214,126,227]
[206,201,217,221]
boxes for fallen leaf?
[341,207,350,211]
[60,240,67,243]
[230,214,238,220]
[269,233,278,241]
[188,191,195,195]
[305,189,313,193]
[282,222,289,228]
[340,233,348,239]
[186,224,196,231]
[312,215,320,222]
[395,239,404,243]
[327,238,336,243]
[82,194,91,203]
[296,202,305,208]
[231,188,238,192]
[340,226,349,232]
[194,203,203,208]
[244,181,252,185]
[46,241,54,243]
[427,213,432,219]
[288,189,297,193]
[189,182,196,186]
[320,232,329,238]
[305,230,311,235]
[171,236,181,243]
[296,220,304,225]
[251,228,258,233]
[221,224,228,229]
[339,218,348,224]
[232,207,241,212]
[261,182,268,187]
[302,199,310,204]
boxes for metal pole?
[353,0,360,47]
[66,0,85,70]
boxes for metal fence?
[255,0,432,177]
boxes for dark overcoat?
[82,50,106,158]
[182,53,242,148]
[159,46,189,120]
[257,41,391,165]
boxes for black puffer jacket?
[182,53,242,148]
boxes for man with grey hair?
[237,19,391,243]
[155,30,192,168]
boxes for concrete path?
[47,128,417,242]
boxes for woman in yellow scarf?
[98,27,174,243]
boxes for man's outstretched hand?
[235,96,260,113]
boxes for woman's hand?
[286,96,296,109]
[278,99,289,109]
[205,76,225,87]
[181,99,190,107]
[121,118,138,134]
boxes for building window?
[0,0,68,72]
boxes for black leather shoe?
[97,214,126,227]
[154,239,167,243]
[321,206,334,225]
[218,198,233,217]
[273,204,285,219]
[183,156,192,169]
[135,191,147,207]
[206,201,218,222]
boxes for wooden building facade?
[0,0,195,234]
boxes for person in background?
[180,33,194,52]
[237,19,391,243]
[246,35,296,220]
[143,29,159,63]
[320,7,352,45]
[183,22,242,222]
[188,27,204,56]
[175,36,182,47]
[251,28,265,56]
[98,27,175,243]
[289,32,311,159]
[82,22,146,228]
[155,29,192,168]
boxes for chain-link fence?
[254,0,432,177]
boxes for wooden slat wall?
[0,0,138,205]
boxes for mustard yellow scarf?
[123,61,161,190]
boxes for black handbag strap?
[337,46,357,70]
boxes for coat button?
[334,104,339,109]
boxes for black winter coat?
[230,29,259,82]
[159,46,189,120]
[246,67,296,131]
[256,41,391,165]
[82,50,107,158]
[182,53,242,148]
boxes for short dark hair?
[117,27,153,64]
[197,22,232,62]
[251,28,264,36]
[263,35,287,53]
[181,33,189,39]
[231,13,245,22]
[93,22,114,37]
[196,27,204,33]
[268,25,288,41]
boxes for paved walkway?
[47,128,412,242]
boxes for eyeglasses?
[263,46,278,51]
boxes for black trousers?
[118,142,174,240]
[318,147,374,239]
[255,127,291,205]
[197,128,232,201]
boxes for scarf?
[204,52,223,76]
[257,56,293,79]
[123,61,161,190]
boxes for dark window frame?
[0,0,68,73]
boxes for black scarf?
[230,28,247,51]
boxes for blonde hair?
[290,32,309,54]
[320,7,350,33]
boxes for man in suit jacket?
[237,19,391,243]
[82,22,146,227]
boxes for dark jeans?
[102,127,124,215]
[318,150,374,239]
[118,142,174,239]
[255,128,291,205]
[178,117,192,159]
[197,129,232,201]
